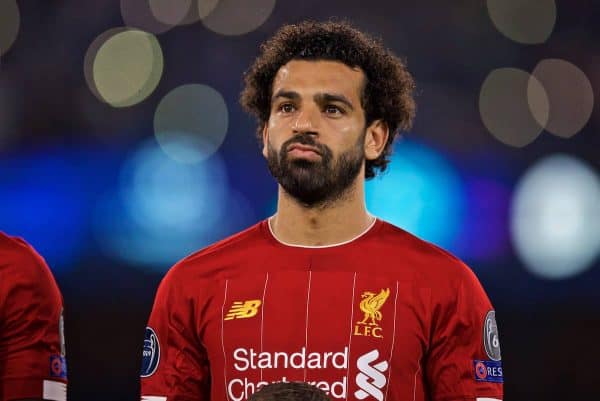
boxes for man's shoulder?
[376,219,473,280]
[167,220,269,278]
[0,231,60,310]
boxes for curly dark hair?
[247,382,330,401]
[240,20,416,179]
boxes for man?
[247,382,329,401]
[0,232,67,401]
[141,21,503,401]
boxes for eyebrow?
[315,93,354,111]
[272,90,300,102]
[272,90,355,111]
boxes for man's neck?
[269,181,375,247]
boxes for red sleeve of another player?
[140,268,210,401]
[0,247,67,401]
[425,263,503,401]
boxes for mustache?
[282,135,329,156]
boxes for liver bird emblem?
[358,288,390,326]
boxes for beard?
[266,133,365,208]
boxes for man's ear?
[261,124,269,158]
[364,120,389,161]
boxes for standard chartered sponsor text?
[233,347,348,371]
[228,375,347,401]
[229,347,349,401]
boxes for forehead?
[271,59,365,100]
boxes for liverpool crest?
[354,288,390,338]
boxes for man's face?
[263,60,368,207]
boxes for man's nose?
[291,106,319,136]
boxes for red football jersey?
[0,232,67,401]
[141,219,503,401]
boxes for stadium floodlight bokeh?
[120,0,190,34]
[456,177,512,263]
[511,154,600,280]
[85,28,164,108]
[148,0,192,26]
[0,0,20,57]
[200,0,277,36]
[84,28,128,104]
[530,59,594,138]
[365,140,465,253]
[154,84,229,163]
[0,149,112,272]
[93,139,255,270]
[197,0,220,19]
[486,0,556,44]
[479,67,549,147]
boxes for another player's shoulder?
[0,230,32,256]
[377,220,476,282]
[0,231,60,307]
[165,221,268,281]
[0,231,51,280]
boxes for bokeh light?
[0,152,92,272]
[530,59,594,138]
[86,28,163,108]
[455,177,512,262]
[84,28,127,102]
[198,0,220,18]
[93,140,255,270]
[366,141,465,251]
[479,68,549,147]
[511,154,600,279]
[0,0,20,56]
[154,84,229,163]
[200,0,277,36]
[121,139,227,231]
[487,0,556,44]
[149,0,192,25]
[121,0,186,34]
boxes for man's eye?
[325,105,343,115]
[280,103,295,113]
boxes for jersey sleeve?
[140,268,210,401]
[0,244,67,401]
[425,262,503,401]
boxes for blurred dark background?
[1,0,599,400]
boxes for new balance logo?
[355,350,389,401]
[224,300,262,320]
